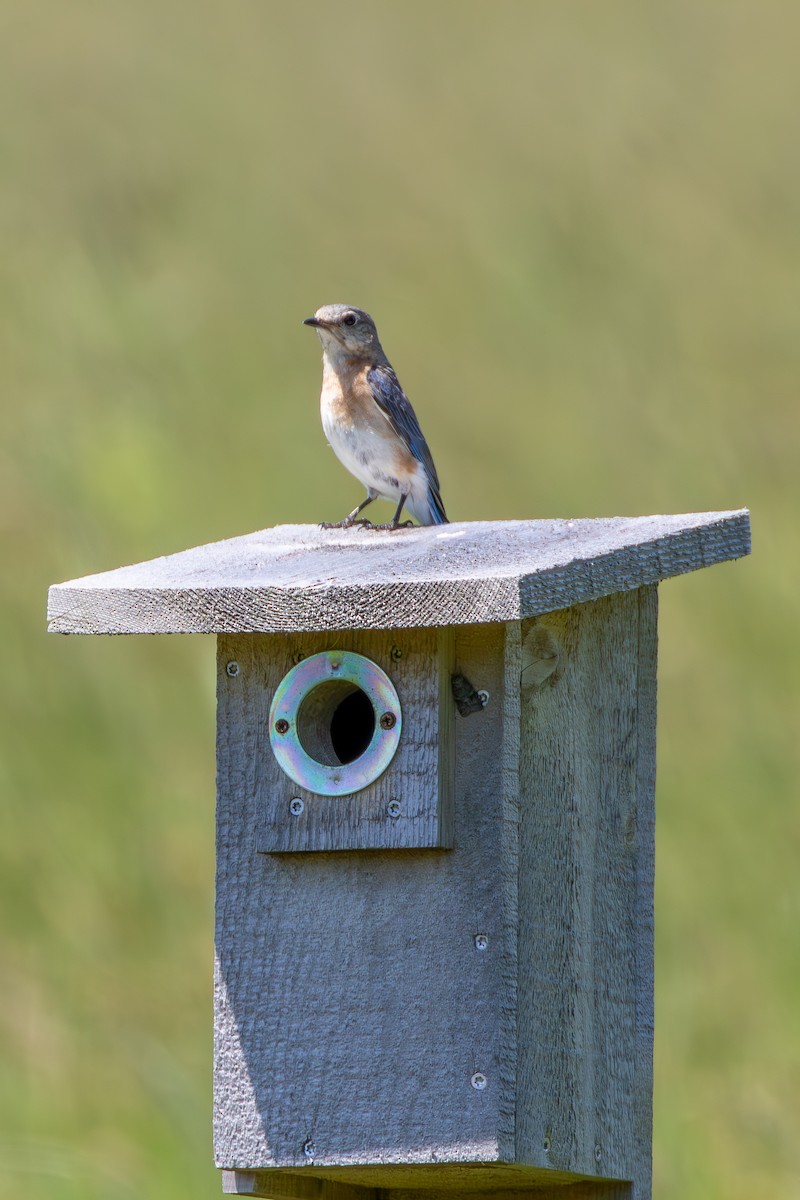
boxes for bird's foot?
[367,520,415,532]
[320,517,374,530]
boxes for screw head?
[379,711,397,730]
[477,689,490,707]
[386,799,401,819]
[226,661,240,677]
[303,1139,315,1158]
[594,1143,602,1163]
[390,645,403,661]
[470,1072,488,1090]
[275,718,290,735]
[289,797,304,816]
[474,933,489,951]
[293,652,305,665]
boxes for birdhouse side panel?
[515,587,657,1194]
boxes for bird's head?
[303,305,385,362]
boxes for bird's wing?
[367,364,442,491]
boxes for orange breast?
[321,358,419,481]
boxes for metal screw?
[379,711,397,730]
[293,652,305,664]
[387,799,401,818]
[289,797,304,816]
[470,1072,488,1090]
[303,1139,315,1159]
[275,718,290,735]
[225,661,240,677]
[474,933,489,951]
[594,1143,602,1164]
[477,689,490,707]
[390,645,403,661]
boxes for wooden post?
[48,511,750,1199]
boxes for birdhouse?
[47,510,750,1200]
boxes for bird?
[303,304,448,529]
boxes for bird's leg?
[320,492,376,530]
[389,495,414,530]
[368,495,415,532]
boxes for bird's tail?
[407,474,448,526]
[425,484,448,525]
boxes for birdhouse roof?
[47,510,750,634]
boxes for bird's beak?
[303,316,324,327]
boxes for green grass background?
[2,1,797,1196]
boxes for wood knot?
[521,625,561,690]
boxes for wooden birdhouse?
[47,510,750,1200]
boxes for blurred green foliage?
[1,1,797,1196]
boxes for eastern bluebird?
[303,304,448,529]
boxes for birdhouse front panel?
[214,622,519,1172]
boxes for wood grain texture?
[632,589,657,1185]
[215,624,517,1173]
[223,1163,631,1198]
[220,629,453,853]
[222,1169,375,1197]
[214,606,654,1196]
[47,511,749,634]
[514,589,657,1198]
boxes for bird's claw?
[367,520,415,531]
[320,517,374,530]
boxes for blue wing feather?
[367,364,448,523]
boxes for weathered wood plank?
[388,1187,631,1200]
[222,1169,377,1198]
[47,511,749,634]
[632,588,657,1195]
[219,629,453,853]
[514,589,656,1198]
[222,1163,631,1198]
[214,624,517,1171]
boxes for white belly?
[321,400,431,521]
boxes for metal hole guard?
[268,651,402,796]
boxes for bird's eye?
[343,313,358,327]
